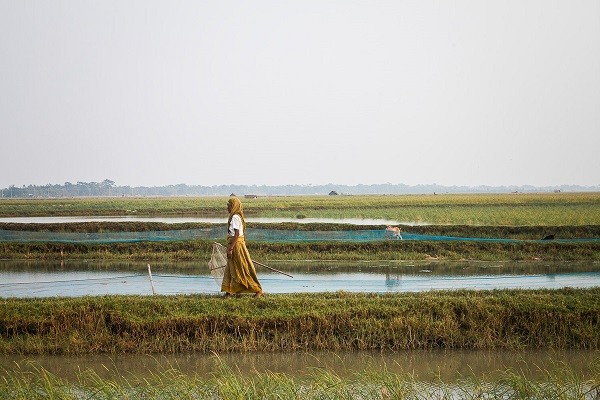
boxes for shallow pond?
[1,260,599,297]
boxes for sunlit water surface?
[1,260,598,297]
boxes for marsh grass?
[1,289,599,355]
[1,357,599,399]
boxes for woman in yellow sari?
[221,197,264,297]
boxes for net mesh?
[0,228,598,244]
[208,242,227,287]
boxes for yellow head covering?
[227,197,246,233]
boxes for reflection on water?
[0,350,597,382]
[0,260,599,297]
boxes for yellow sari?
[221,198,263,294]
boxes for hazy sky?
[1,0,599,188]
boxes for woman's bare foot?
[254,291,264,298]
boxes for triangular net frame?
[208,242,227,287]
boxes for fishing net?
[208,242,227,287]
[1,228,598,244]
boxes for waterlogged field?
[1,193,600,398]
[1,193,600,262]
[1,192,600,225]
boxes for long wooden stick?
[253,260,294,278]
[147,264,157,295]
[214,242,293,278]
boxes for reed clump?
[1,289,599,355]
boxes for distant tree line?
[1,180,598,198]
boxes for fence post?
[147,264,157,295]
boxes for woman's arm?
[227,228,239,257]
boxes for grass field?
[1,192,600,225]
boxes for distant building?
[329,191,338,196]
[245,194,258,199]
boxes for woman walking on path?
[221,197,264,298]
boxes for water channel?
[1,260,599,298]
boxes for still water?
[1,349,597,382]
[1,260,598,298]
